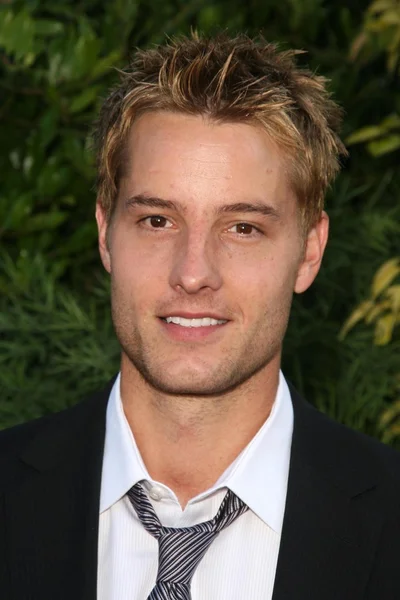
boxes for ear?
[95,200,111,274]
[294,211,329,294]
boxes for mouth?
[160,316,228,328]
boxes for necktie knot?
[127,482,248,599]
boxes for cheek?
[112,232,170,279]
[224,250,298,311]
[223,247,275,282]
[110,237,171,314]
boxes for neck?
[120,357,280,506]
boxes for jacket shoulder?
[0,379,114,463]
[0,404,85,459]
[290,384,400,490]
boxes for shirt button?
[149,486,164,501]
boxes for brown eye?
[150,216,168,228]
[141,215,173,230]
[235,223,254,235]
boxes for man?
[1,33,400,600]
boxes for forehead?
[119,111,294,213]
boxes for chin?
[138,360,261,397]
[122,342,275,397]
[144,371,224,397]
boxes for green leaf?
[346,125,384,145]
[115,0,140,16]
[38,108,60,150]
[53,222,97,256]
[47,27,100,84]
[20,212,68,234]
[36,162,72,197]
[61,135,94,179]
[0,8,36,64]
[381,113,400,129]
[48,51,64,85]
[368,134,400,156]
[34,19,64,36]
[0,193,34,231]
[42,5,79,20]
[197,5,224,30]
[90,50,121,80]
[69,86,101,114]
[73,32,101,80]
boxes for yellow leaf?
[381,113,400,129]
[339,300,374,339]
[388,26,400,53]
[385,284,400,314]
[382,422,400,443]
[365,300,390,323]
[379,10,400,25]
[346,125,385,145]
[368,134,400,156]
[374,313,396,345]
[380,399,400,427]
[368,0,399,15]
[371,258,400,298]
[388,51,400,73]
[388,424,400,435]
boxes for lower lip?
[159,319,228,341]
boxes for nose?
[169,230,223,294]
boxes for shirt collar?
[100,372,148,514]
[100,371,293,534]
[215,371,293,533]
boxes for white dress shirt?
[98,372,294,599]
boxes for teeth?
[165,316,227,327]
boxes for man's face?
[97,112,328,396]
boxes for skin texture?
[96,112,329,504]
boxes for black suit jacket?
[1,380,400,599]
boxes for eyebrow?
[125,194,184,212]
[125,194,281,220]
[218,202,281,220]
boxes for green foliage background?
[0,0,399,441]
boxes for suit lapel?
[273,388,383,600]
[3,385,110,600]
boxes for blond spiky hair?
[93,32,347,231]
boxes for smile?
[162,316,227,327]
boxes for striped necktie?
[127,482,248,600]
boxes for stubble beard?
[112,303,289,399]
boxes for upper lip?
[160,312,229,320]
